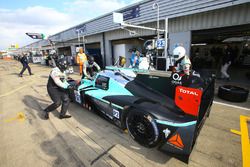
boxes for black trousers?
[44,87,70,116]
[20,64,32,75]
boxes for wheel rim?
[128,114,155,143]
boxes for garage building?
[23,0,250,80]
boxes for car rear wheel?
[126,110,160,147]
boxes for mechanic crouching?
[82,55,101,80]
[44,58,74,120]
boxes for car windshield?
[98,70,134,86]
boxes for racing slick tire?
[218,85,249,102]
[126,110,160,147]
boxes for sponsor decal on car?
[163,128,171,138]
[74,90,81,103]
[179,88,199,96]
[171,73,183,85]
[113,109,120,119]
[167,133,184,150]
[175,86,202,116]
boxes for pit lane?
[0,59,249,167]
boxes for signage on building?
[32,56,42,63]
[75,24,86,34]
[122,5,140,21]
[156,39,166,49]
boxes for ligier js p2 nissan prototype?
[68,67,215,162]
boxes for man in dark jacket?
[19,53,33,77]
[43,58,74,120]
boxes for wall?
[169,31,192,56]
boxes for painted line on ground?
[213,101,250,111]
[0,81,34,98]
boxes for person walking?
[221,45,233,81]
[19,53,33,77]
[43,58,74,120]
[76,48,87,75]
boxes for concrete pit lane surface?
[0,59,249,167]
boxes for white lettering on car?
[179,88,198,96]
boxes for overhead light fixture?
[191,43,207,46]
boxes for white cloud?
[0,0,142,50]
[63,0,141,22]
[0,6,75,50]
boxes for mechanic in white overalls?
[172,46,191,72]
[44,58,74,119]
[172,46,202,87]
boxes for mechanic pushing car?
[43,58,74,120]
[82,55,101,80]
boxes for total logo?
[179,88,199,96]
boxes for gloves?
[88,77,94,81]
[67,84,76,90]
[67,77,73,80]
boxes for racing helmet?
[180,56,191,66]
[88,55,95,65]
[57,58,68,71]
[173,46,186,61]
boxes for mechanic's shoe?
[30,73,34,75]
[19,74,23,77]
[59,115,72,119]
[44,112,49,120]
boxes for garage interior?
[191,24,250,85]
[111,35,165,68]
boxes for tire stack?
[218,85,249,102]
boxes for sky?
[0,0,141,50]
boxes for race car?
[67,66,215,162]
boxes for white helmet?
[180,56,191,66]
[173,46,186,60]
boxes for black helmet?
[88,55,94,65]
[57,58,68,71]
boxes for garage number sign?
[156,39,165,49]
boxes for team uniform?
[82,57,101,80]
[44,59,73,119]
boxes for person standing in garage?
[221,45,233,81]
[76,48,87,75]
[43,58,74,120]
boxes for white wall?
[113,44,126,65]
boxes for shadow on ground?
[69,103,173,165]
[22,95,61,120]
[22,95,174,165]
[40,132,86,167]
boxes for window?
[95,75,109,90]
